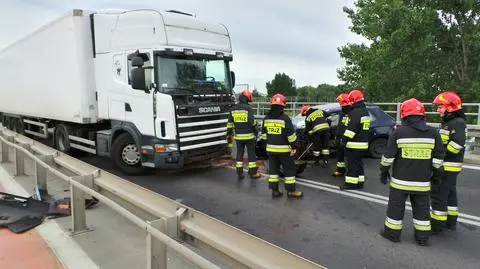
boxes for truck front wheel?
[111,133,146,175]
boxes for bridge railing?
[0,126,326,269]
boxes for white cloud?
[0,0,367,93]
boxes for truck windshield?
[156,56,231,95]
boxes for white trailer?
[0,9,236,174]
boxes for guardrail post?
[14,142,30,176]
[146,219,167,269]
[1,135,13,163]
[396,103,401,123]
[477,104,480,125]
[70,175,93,234]
[35,155,54,190]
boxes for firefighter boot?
[249,167,262,179]
[332,170,344,177]
[339,183,358,190]
[271,189,283,198]
[321,155,328,168]
[237,168,245,180]
[287,191,304,198]
[250,172,262,179]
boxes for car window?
[368,110,376,121]
[328,113,340,127]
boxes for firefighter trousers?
[384,188,431,241]
[267,154,297,192]
[431,171,459,231]
[235,139,257,175]
[312,131,329,160]
[335,144,346,173]
[344,149,366,186]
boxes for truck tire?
[111,133,146,175]
[54,124,71,153]
[369,138,388,159]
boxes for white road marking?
[232,166,480,227]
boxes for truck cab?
[91,9,235,174]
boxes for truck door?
[109,51,155,137]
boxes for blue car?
[256,103,396,159]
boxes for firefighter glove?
[431,166,444,186]
[379,166,390,185]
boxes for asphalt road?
[80,154,480,269]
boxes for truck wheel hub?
[122,144,140,165]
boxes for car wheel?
[369,138,388,159]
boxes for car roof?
[310,103,380,113]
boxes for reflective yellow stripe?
[322,149,330,155]
[288,134,297,143]
[227,143,233,148]
[344,130,356,139]
[390,182,430,192]
[266,148,291,153]
[345,176,358,184]
[235,135,256,140]
[431,213,448,221]
[448,210,459,216]
[264,122,285,128]
[346,142,368,149]
[444,166,462,172]
[313,151,320,157]
[312,123,329,133]
[414,224,431,231]
[447,144,460,154]
[235,162,243,168]
[336,162,346,168]
[227,123,234,128]
[284,177,296,184]
[358,175,365,183]
[398,143,435,149]
[385,219,402,230]
[268,176,279,183]
[248,162,257,168]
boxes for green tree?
[252,87,264,97]
[266,73,296,97]
[337,0,480,102]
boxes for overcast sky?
[0,0,366,93]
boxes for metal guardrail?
[0,126,326,269]
[252,101,480,129]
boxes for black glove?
[339,138,347,148]
[379,165,390,185]
[431,166,444,186]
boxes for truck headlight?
[155,144,178,153]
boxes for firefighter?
[261,93,303,198]
[332,93,352,176]
[227,89,262,180]
[301,105,330,167]
[379,98,444,246]
[339,89,370,190]
[430,91,466,233]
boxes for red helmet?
[271,93,286,107]
[433,91,462,112]
[336,93,351,107]
[241,89,253,102]
[300,105,311,116]
[348,89,365,104]
[400,98,425,118]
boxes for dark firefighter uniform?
[380,98,445,246]
[262,94,303,198]
[333,93,351,176]
[431,91,466,233]
[340,89,370,190]
[303,106,330,165]
[227,90,261,180]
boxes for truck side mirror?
[230,71,236,87]
[131,56,149,93]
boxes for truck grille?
[176,104,231,152]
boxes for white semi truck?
[0,9,236,174]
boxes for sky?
[0,0,366,94]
